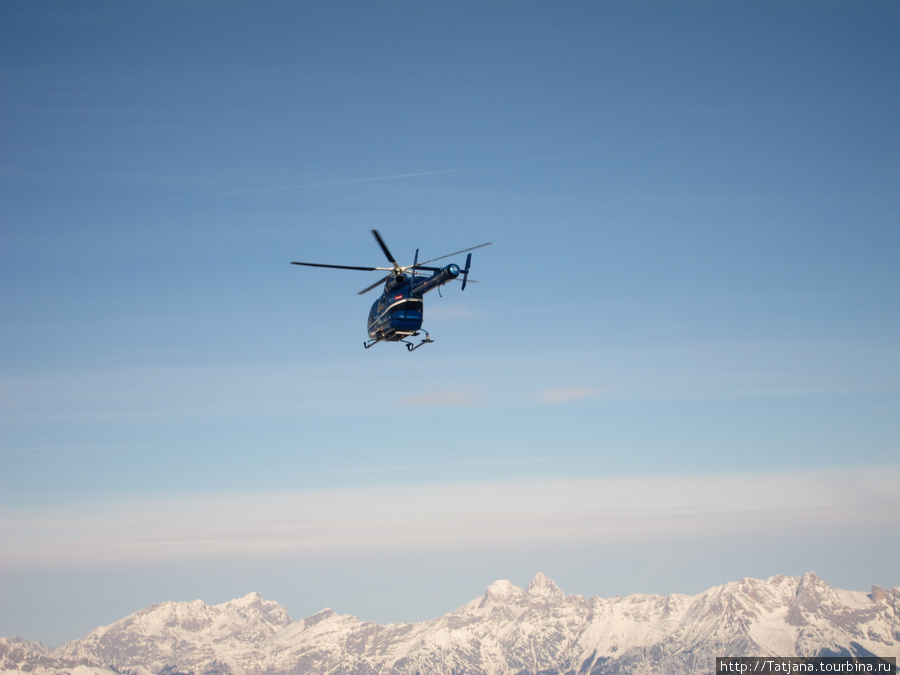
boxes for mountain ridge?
[2,572,898,675]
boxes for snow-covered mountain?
[2,572,897,675]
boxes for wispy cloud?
[539,387,596,404]
[399,387,481,407]
[0,360,388,423]
[143,169,457,203]
[3,466,897,571]
[5,339,895,425]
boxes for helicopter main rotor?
[371,230,404,274]
[291,230,491,295]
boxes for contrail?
[152,169,457,203]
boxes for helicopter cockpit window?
[388,300,421,316]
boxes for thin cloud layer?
[539,387,597,404]
[3,466,896,571]
[400,387,481,407]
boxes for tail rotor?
[460,253,472,291]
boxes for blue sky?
[2,1,899,646]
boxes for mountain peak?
[526,572,563,599]
[480,579,525,606]
[486,579,518,596]
[870,585,888,603]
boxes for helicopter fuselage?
[291,230,489,351]
[367,264,461,342]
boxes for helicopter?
[291,230,491,351]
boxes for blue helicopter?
[292,230,491,351]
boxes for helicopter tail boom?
[412,263,462,296]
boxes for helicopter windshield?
[389,298,422,316]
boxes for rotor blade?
[358,274,390,295]
[291,262,382,271]
[371,230,400,270]
[416,241,492,266]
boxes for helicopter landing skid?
[363,331,434,351]
[403,331,434,352]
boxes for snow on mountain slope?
[53,592,291,675]
[2,573,897,675]
[0,638,56,673]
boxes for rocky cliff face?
[2,572,898,675]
